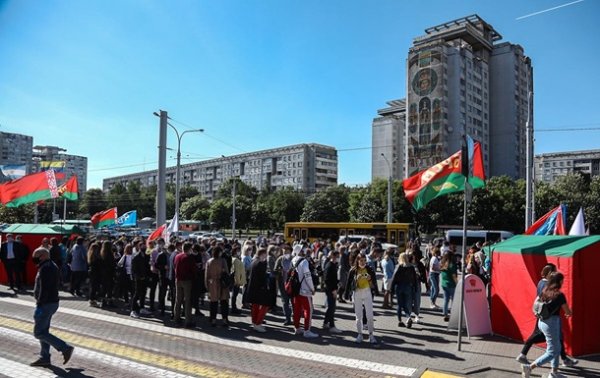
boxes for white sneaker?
[254,324,267,333]
[355,334,363,343]
[130,311,140,319]
[413,317,419,324]
[294,328,304,335]
[521,364,531,378]
[329,326,342,334]
[369,335,378,344]
[303,330,319,339]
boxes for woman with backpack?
[344,253,378,344]
[521,272,572,378]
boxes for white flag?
[164,212,179,240]
[568,207,586,236]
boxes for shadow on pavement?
[45,366,95,378]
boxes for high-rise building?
[0,131,33,181]
[103,143,338,201]
[372,99,405,181]
[31,146,88,194]
[403,14,532,179]
[535,149,600,183]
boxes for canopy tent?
[489,235,600,356]
[1,224,85,286]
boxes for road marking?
[0,355,57,378]
[0,297,417,376]
[0,316,246,378]
[421,371,463,378]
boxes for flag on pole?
[58,176,79,201]
[148,224,166,242]
[0,164,27,180]
[164,213,179,241]
[403,138,485,210]
[116,210,137,227]
[525,204,567,235]
[91,208,118,229]
[568,207,586,236]
[0,170,59,207]
[40,161,66,180]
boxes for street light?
[381,153,394,223]
[167,123,204,221]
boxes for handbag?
[220,259,234,288]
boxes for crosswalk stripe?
[0,297,417,377]
[0,355,57,378]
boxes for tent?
[489,235,600,356]
[1,224,84,286]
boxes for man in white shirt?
[291,244,318,339]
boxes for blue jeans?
[535,315,561,368]
[278,282,292,322]
[429,272,440,305]
[442,286,455,316]
[395,284,413,320]
[33,302,69,361]
[413,282,421,315]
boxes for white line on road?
[0,326,197,378]
[0,297,417,376]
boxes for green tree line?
[2,174,598,235]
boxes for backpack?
[532,296,551,320]
[284,258,305,297]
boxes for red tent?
[1,224,84,286]
[489,235,600,356]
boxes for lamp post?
[167,124,203,221]
[381,153,394,223]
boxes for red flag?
[0,170,59,207]
[91,208,118,229]
[148,224,166,242]
[58,176,79,201]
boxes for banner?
[116,210,137,227]
[448,274,492,337]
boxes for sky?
[1,0,598,190]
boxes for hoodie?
[292,255,314,297]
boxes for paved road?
[0,286,596,378]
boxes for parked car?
[200,232,225,242]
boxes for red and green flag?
[58,176,79,201]
[91,208,118,229]
[0,170,59,208]
[403,138,485,211]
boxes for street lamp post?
[381,153,393,223]
[168,124,204,221]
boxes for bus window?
[340,229,347,237]
[398,231,406,248]
[301,229,308,240]
[293,229,300,240]
[347,229,355,236]
[389,230,397,245]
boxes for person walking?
[99,241,115,308]
[205,246,230,327]
[174,242,197,328]
[381,248,396,309]
[246,248,273,332]
[69,237,88,297]
[344,253,378,344]
[291,245,319,339]
[391,252,417,328]
[337,245,350,303]
[428,247,442,309]
[440,251,457,322]
[130,240,150,318]
[155,243,173,317]
[87,242,102,308]
[274,244,293,325]
[116,244,133,302]
[522,272,573,378]
[323,250,342,334]
[29,247,74,367]
[230,245,246,315]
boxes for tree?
[209,198,231,229]
[585,176,600,234]
[79,189,108,218]
[180,194,210,221]
[265,187,306,229]
[0,204,35,224]
[301,185,350,222]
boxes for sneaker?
[140,308,152,315]
[369,335,378,344]
[30,358,51,367]
[323,323,330,329]
[562,357,578,367]
[282,320,292,326]
[355,334,363,343]
[443,315,450,322]
[294,328,304,335]
[398,321,405,327]
[130,311,140,319]
[254,324,267,333]
[89,300,99,308]
[521,364,531,378]
[329,326,342,334]
[406,318,413,329]
[62,346,74,365]
[303,330,319,339]
[515,355,529,364]
[413,317,419,324]
[430,304,440,309]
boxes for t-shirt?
[536,279,547,296]
[429,256,441,273]
[544,292,567,318]
[440,262,457,289]
[356,267,371,290]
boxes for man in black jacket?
[130,240,150,318]
[30,247,74,367]
[323,250,341,334]
[0,233,25,291]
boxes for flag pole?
[457,175,468,351]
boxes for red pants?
[251,304,270,325]
[292,295,312,330]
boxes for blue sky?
[1,0,598,190]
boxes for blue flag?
[116,210,137,227]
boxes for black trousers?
[3,260,21,289]
[209,300,229,320]
[70,271,87,294]
[522,320,567,359]
[147,273,159,310]
[130,278,147,313]
[324,290,337,328]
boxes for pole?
[457,175,468,351]
[381,153,393,223]
[525,80,533,230]
[156,110,168,227]
[231,178,237,239]
[34,204,39,224]
[175,136,182,222]
[63,198,67,224]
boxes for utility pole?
[381,153,393,223]
[525,89,534,230]
[231,178,237,239]
[156,110,168,227]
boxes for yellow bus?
[284,222,413,249]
